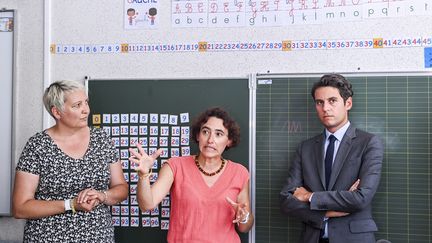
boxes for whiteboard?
[0,10,14,215]
[48,0,432,82]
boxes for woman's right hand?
[128,143,163,177]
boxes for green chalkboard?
[254,75,432,243]
[87,79,250,243]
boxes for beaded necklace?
[194,156,226,176]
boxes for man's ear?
[345,97,353,111]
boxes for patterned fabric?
[16,127,118,243]
[166,156,250,243]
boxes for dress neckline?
[192,156,231,189]
[43,128,92,160]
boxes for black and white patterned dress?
[16,127,119,243]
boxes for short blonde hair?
[43,80,85,118]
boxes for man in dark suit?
[280,74,384,243]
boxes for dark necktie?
[325,135,336,190]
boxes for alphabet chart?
[92,112,191,230]
[172,0,431,28]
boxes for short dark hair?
[190,107,240,150]
[311,74,354,102]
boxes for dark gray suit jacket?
[280,125,384,243]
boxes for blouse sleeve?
[239,164,250,188]
[166,157,180,175]
[16,134,42,175]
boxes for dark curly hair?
[311,74,354,102]
[190,107,240,150]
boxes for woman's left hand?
[86,189,107,205]
[226,196,249,224]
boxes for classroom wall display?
[92,111,189,231]
[50,36,432,54]
[49,1,432,82]
[253,74,432,243]
[87,78,251,243]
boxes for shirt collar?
[325,121,350,142]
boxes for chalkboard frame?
[251,72,432,243]
[86,77,253,243]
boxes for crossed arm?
[293,179,359,218]
[280,135,383,228]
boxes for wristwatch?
[64,199,72,212]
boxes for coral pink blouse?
[166,156,249,243]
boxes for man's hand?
[325,210,349,218]
[349,179,360,191]
[293,187,313,202]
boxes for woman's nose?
[83,104,90,113]
[207,133,215,143]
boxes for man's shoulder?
[346,127,383,148]
[348,126,378,139]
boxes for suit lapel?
[328,125,356,190]
[315,134,326,190]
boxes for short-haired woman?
[13,80,128,242]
